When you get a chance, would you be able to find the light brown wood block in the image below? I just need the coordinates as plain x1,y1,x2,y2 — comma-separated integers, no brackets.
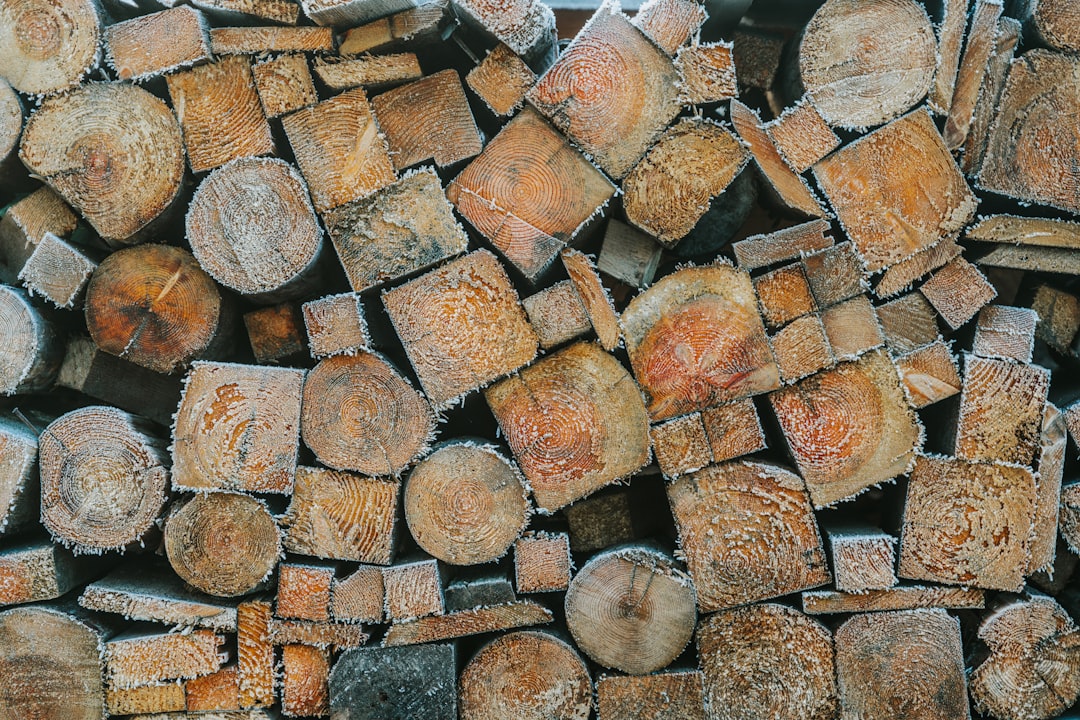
771,314,835,383
921,258,998,330
210,26,334,54
514,531,571,594
597,671,705,720
78,565,238,631
382,600,552,646
302,292,369,359
18,232,96,309
961,17,1022,175
968,214,1080,250
561,248,622,352
282,644,329,718
244,303,306,364
800,241,867,309
466,43,535,117
827,527,897,593
927,0,971,114
802,584,985,614
384,556,444,622
186,665,241,712
972,304,1038,362
876,292,940,355
767,96,840,173
192,0,300,24
453,0,555,66
1031,403,1065,575
277,563,334,622
895,340,962,408
821,295,884,361
332,564,384,623
338,0,449,54
700,398,767,462
651,412,712,478
632,0,705,55
874,236,963,299
314,53,423,92
523,280,592,350
106,683,186,715
0,186,78,283
675,42,737,105
237,598,274,708
106,627,223,690
252,54,317,119
732,218,833,271
105,6,210,81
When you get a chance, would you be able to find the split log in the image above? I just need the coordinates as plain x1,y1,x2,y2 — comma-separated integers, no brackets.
0,0,101,95
466,43,536,117
666,460,830,612
1020,0,1080,52
0,413,41,538
459,631,592,720
329,643,456,720
337,0,450,55
0,186,78,283
446,109,615,281
19,232,97,309
382,249,538,406
164,492,282,597
972,305,1038,363
252,54,318,119
564,545,695,674
514,531,571,594
698,603,837,720
19,82,185,244
0,284,62,395
826,526,897,593
452,0,555,68
313,54,424,92
382,556,444,621
874,236,963,298
700,398,767,461
650,412,713,478
834,609,969,720
84,244,230,374
876,291,940,355
919,257,997,329
277,562,335,621
299,0,413,27
302,292,370,358
967,214,1080,250
561,248,621,351
107,682,186,715
1032,284,1080,353
300,352,434,476
731,218,833,271
209,26,334,54
382,599,553,646
281,644,329,717
942,0,1003,150
820,295,884,360
186,665,241,712
1060,482,1080,563
332,565,384,623
237,598,275,708
485,341,649,513
802,584,985,614
954,354,1049,465
895,340,962,408
244,303,306,364
105,6,211,81
597,670,705,720
444,576,515,611
766,96,839,173
1031,403,1065,574
404,441,529,565
632,0,705,55
0,540,108,606
800,242,866,309
961,17,1022,175
105,626,224,689
976,244,1080,276
271,622,366,652
39,406,169,553
770,313,835,382
523,281,593,350
597,219,662,288
191,0,299,24
674,42,737,105
927,0,971,114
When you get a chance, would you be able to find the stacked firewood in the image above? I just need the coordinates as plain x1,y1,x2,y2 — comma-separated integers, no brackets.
2,0,1080,717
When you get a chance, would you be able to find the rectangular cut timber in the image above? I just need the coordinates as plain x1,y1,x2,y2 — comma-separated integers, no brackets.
269,619,369,648
299,0,414,26
874,236,964,299
447,109,615,281
330,644,456,720
876,292,940,355
675,42,737,105
977,244,1080,276
565,491,635,552
597,670,706,720
210,27,334,55
0,414,39,539
186,665,241,712
801,242,867,309
526,2,680,178
523,280,591,350
382,600,552,646
651,412,713,478
19,232,96,309
821,295,884,361
631,0,705,55
920,257,998,329
1031,403,1065,574
771,314,835,383
466,44,535,117
382,250,538,406
282,644,329,718
943,0,1004,150
338,0,450,55
754,263,816,328
1032,284,1080,353
597,218,662,288
0,186,78,283
106,683,186,715
281,87,396,213
302,292,370,358
732,218,833,270
383,556,444,621
444,577,515,612
826,527,897,593
770,349,922,508
323,168,468,293
927,0,971,113
955,354,1050,466
895,340,962,409
244,303,306,364
237,599,274,708
282,466,399,564
813,109,977,273
972,305,1037,362
967,214,1080,250
701,399,767,462
452,0,554,67
277,563,334,621
899,455,1036,592
0,541,103,606
802,584,985,615
106,627,224,689
166,55,275,174
332,564,384,622
252,54,317,119
191,0,299,24
105,6,211,81
79,564,237,631
514,531,572,593
732,28,784,90
961,17,1022,175
313,54,423,93
766,97,840,173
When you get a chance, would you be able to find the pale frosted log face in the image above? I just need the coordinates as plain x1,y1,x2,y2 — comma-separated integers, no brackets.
0,0,100,95
0,285,57,395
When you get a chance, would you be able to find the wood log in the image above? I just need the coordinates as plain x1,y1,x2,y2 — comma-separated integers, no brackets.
919,256,997,329
874,236,963,298
191,0,299,24
526,2,680,179
597,218,662,288
382,599,553,646
731,218,833,271
1034,284,1080,353
277,562,335,621
1031,402,1065,575
39,406,168,553
802,584,985,614
650,412,713,478
563,490,636,553
485,341,649,513
700,398,767,461
404,441,529,565
19,83,185,244
186,665,241,712
1019,0,1080,52
332,564,384,623
667,460,829,612
280,87,397,213
834,609,969,720
898,455,1035,592
523,280,593,350
444,576,516,612
383,249,538,406
632,0,705,55
271,622,366,652
560,248,621,351
876,291,940,355
0,186,78,283
766,96,839,173
244,303,306,364
466,43,535,117
382,556,444,621
972,304,1038,362
514,531,571,594
942,0,1003,150
820,295,885,361
698,603,836,720
446,109,615,281
452,0,555,68
299,0,413,26
302,292,371,358
107,682,186,715
799,242,867,310
0,540,108,606
895,340,962,408
281,644,329,717
313,54,424,92
674,42,737,105
927,0,971,114
0,0,101,95
252,54,318,119
967,214,1080,250
237,598,275,708
732,27,783,91
961,17,1022,175
954,354,1050,465
597,670,705,720
329,643,456,720
459,631,591,720
209,26,334,54
0,78,21,191
337,0,449,55
770,313,835,383
19,232,97,309
0,412,41,538
826,526,897,593
105,6,211,81
976,244,1080,276
105,626,224,689
300,352,434,476
0,284,62,395
84,244,230,374
164,492,282,597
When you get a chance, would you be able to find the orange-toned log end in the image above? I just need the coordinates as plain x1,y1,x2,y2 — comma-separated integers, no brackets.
621,263,780,422
561,248,621,351
252,53,318,119
85,244,225,374
0,0,100,95
835,609,969,720
282,644,330,718
38,406,168,553
277,563,334,621
405,442,529,565
382,249,538,406
514,531,571,593
237,599,274,709
631,0,705,54
164,492,282,597
899,455,1036,592
698,604,837,720
459,631,592,720
332,564,385,622
769,349,922,508
622,117,749,247
667,460,830,613
105,628,223,689
485,341,649,513
300,351,435,476
1026,0,1080,52
18,83,184,244
244,303,306,364
766,97,840,173
565,546,696,675
675,42,737,105
597,671,706,720
105,6,210,82
446,110,615,281
466,43,536,117
186,665,241,712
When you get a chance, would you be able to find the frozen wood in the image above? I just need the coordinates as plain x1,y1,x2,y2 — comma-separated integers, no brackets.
874,236,963,298
977,244,1080,276
0,77,20,189
332,565,384,622
798,0,936,129
338,0,449,55
700,398,767,462
527,2,680,178
1060,483,1080,560
210,26,334,54
835,609,969,720
967,214,1080,250
826,527,897,593
895,340,962,408
84,244,229,374
300,352,434,475
191,0,299,24
244,303,306,364
446,109,615,281
920,256,997,329
281,87,396,213
961,17,1022,175
564,491,635,552
732,28,784,90
597,671,705,720
107,683,186,715
767,97,840,173
1020,0,1080,52
561,248,621,351
927,0,971,114
383,556,444,622
485,341,650,513
954,354,1050,465
164,493,282,597
252,54,317,119
19,83,184,244
452,0,555,67
1033,284,1080,353
269,619,368,648
404,441,528,565
172,361,304,493
299,0,414,27
329,643,456,720
0,186,78,283
281,644,329,717
674,42,737,105
382,599,553,646
106,626,223,689
0,540,106,606
0,0,100,95
800,242,867,309
302,292,370,358
313,53,423,92
19,232,96,309
105,6,209,81
514,531,571,594
79,564,238,631
597,219,662,288
237,598,274,709
523,281,592,350
821,295,884,360
972,304,1038,363
277,562,334,621
699,603,836,720
459,631,591,720
186,665,241,712
943,0,1003,150
282,466,399,564
0,413,41,538
466,43,535,117
651,412,712,478
383,249,538,406
771,313,835,383
899,455,1035,592
0,285,61,395
876,292,940,355
444,576,515,612
667,460,829,612
769,349,922,507
1031,403,1065,575
731,218,833,270
632,0,704,55
802,584,985,614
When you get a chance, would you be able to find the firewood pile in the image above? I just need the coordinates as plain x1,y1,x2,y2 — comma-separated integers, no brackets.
2,0,1080,717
